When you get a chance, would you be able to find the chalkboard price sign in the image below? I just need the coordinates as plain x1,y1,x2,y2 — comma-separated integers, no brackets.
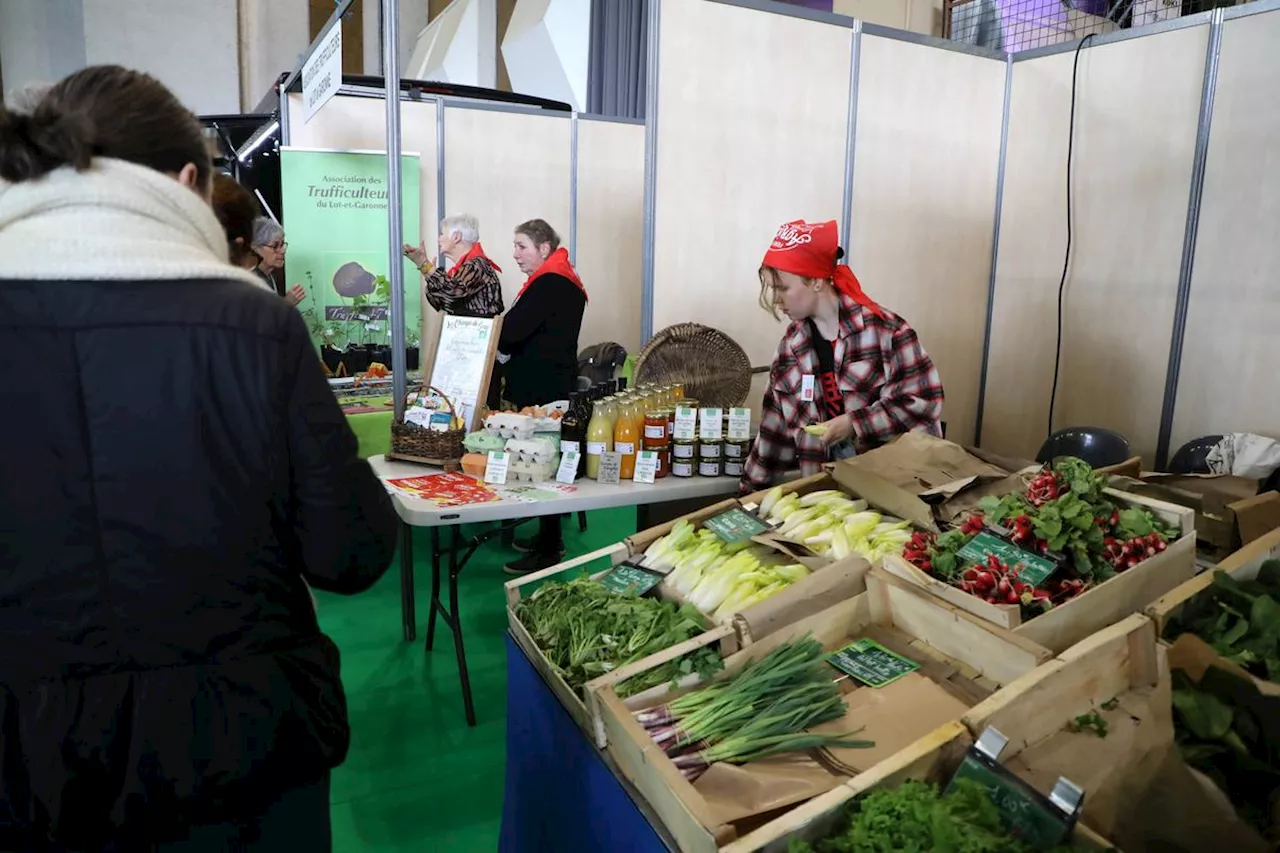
956,531,1058,587
704,507,770,544
828,638,920,688
600,563,664,598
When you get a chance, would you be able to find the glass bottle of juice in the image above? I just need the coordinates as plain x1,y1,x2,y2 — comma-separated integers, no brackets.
615,397,640,479
586,396,616,479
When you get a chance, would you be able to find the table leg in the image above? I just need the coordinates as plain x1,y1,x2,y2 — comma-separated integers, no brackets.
426,527,442,651
450,526,477,727
400,522,416,642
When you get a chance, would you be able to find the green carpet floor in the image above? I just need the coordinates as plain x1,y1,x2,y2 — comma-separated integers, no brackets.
315,508,638,852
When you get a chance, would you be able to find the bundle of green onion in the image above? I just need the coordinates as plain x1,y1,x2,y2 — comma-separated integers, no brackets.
633,636,873,780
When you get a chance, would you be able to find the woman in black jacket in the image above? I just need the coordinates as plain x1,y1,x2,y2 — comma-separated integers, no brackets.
501,219,587,573
0,66,398,851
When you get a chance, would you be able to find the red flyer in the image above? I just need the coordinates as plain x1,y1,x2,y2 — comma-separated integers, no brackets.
385,472,499,507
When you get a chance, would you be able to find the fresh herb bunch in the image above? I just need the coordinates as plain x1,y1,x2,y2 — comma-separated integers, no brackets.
787,779,1080,853
1167,560,1280,682
1171,667,1280,838
515,577,723,698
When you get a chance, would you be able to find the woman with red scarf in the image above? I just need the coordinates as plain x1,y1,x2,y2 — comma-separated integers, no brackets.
501,218,588,573
403,213,504,318
741,219,945,492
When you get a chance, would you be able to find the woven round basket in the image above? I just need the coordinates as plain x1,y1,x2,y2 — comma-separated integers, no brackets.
390,385,465,463
633,323,766,409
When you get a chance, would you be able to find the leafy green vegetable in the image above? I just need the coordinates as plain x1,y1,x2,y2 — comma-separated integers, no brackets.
1171,668,1280,836
514,577,723,698
787,779,1081,853
1166,561,1280,683
1067,710,1109,738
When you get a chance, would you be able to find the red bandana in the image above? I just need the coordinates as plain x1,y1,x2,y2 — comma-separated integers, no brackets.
516,247,588,302
761,219,885,319
449,241,502,277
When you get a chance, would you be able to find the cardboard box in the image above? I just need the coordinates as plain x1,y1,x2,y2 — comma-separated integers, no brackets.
595,570,1053,853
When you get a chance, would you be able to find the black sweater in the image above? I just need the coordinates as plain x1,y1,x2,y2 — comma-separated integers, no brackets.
499,273,586,407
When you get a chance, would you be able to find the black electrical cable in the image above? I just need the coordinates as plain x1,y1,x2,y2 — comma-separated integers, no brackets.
1047,33,1096,439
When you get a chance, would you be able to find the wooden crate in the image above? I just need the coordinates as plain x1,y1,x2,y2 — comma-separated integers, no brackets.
505,543,737,749
880,489,1196,653
1146,525,1280,636
593,569,1054,853
723,614,1160,852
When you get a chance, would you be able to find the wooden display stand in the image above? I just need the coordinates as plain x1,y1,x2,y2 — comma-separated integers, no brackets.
880,489,1196,653
718,614,1159,852
593,570,1054,853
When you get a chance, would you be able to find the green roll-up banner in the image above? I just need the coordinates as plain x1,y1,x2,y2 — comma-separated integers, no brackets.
280,147,422,354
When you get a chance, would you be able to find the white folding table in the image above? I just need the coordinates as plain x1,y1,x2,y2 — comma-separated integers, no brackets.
369,455,751,725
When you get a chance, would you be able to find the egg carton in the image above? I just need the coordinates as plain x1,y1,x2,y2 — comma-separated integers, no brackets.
484,413,537,440
504,437,560,464
508,457,559,483
464,431,506,455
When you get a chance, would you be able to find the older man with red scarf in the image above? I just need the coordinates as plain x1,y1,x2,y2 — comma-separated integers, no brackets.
741,219,944,492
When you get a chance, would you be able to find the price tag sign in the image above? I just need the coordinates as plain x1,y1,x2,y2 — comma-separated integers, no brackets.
828,638,920,688
598,451,622,485
673,407,698,441
699,407,724,441
946,754,1075,847
634,451,659,484
560,439,580,456
728,408,752,441
484,451,509,485
556,450,580,484
957,531,1058,586
600,563,664,597
704,507,770,544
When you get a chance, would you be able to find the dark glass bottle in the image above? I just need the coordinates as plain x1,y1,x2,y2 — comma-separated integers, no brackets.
559,393,586,481
574,392,594,478
617,376,628,392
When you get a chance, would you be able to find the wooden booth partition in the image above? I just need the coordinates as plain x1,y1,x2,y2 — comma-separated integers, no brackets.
848,34,1005,448
980,23,1209,464
442,104,571,311
649,0,853,415
575,117,645,356
1170,7,1280,455
284,91,441,355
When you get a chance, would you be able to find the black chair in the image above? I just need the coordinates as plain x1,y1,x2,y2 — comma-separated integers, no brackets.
1036,427,1131,469
1168,435,1223,475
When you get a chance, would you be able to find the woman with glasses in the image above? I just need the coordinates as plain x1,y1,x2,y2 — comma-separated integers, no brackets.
251,217,307,306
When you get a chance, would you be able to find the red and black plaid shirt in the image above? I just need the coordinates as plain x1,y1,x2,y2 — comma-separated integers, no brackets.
741,294,945,491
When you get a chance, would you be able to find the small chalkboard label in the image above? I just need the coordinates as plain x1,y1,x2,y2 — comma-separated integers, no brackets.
600,563,663,597
946,754,1075,847
704,507,771,544
597,452,622,485
956,531,1058,587
828,638,920,688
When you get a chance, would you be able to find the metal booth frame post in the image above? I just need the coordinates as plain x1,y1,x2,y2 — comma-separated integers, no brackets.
1154,8,1225,471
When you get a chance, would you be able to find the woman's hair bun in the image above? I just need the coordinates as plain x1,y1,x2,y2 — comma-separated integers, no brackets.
0,102,94,183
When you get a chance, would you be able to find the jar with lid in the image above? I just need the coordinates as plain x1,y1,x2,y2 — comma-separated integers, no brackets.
671,456,695,478
697,454,722,477
723,458,744,478
723,437,752,462
643,410,670,449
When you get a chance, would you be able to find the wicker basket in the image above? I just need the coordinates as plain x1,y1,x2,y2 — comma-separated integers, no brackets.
390,385,465,463
633,323,767,409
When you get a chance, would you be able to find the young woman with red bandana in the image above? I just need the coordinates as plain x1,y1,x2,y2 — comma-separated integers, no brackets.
740,219,945,491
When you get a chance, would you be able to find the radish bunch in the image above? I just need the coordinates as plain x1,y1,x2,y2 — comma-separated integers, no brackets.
1025,469,1063,507
954,555,1054,610
1104,532,1167,571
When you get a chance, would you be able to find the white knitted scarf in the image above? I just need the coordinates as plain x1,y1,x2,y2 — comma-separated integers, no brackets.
0,157,272,290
